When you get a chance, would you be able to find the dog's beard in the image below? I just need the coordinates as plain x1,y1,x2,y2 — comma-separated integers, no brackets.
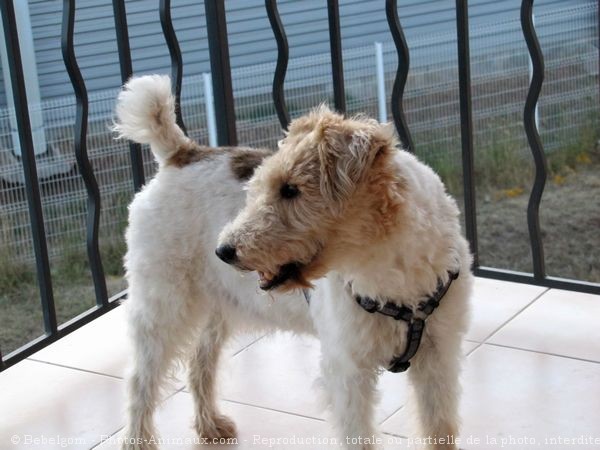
258,263,303,290
259,253,329,293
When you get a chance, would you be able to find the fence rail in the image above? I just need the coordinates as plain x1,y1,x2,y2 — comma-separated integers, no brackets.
0,0,599,371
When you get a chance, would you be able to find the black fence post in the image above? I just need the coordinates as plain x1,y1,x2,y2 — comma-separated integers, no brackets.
205,0,237,146
112,0,146,192
327,0,346,113
266,0,290,130
455,0,478,267
0,0,57,335
385,0,414,152
62,0,108,307
521,0,547,280
160,0,187,134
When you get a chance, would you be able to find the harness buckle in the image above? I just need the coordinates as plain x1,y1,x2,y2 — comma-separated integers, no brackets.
355,296,379,313
418,298,439,316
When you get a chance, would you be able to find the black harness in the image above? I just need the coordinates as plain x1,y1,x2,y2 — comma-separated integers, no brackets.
354,270,459,373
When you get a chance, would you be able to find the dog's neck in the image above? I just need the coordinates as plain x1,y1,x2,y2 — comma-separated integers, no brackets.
334,230,459,306
327,152,462,304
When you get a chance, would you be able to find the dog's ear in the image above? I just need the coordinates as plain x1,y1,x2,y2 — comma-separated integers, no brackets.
316,119,395,205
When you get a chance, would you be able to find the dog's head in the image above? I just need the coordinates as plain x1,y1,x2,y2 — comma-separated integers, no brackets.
217,105,406,291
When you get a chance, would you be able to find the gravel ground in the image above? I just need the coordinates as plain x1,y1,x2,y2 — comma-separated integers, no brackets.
476,167,600,282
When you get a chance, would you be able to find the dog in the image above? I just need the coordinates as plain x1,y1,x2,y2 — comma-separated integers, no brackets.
113,74,472,450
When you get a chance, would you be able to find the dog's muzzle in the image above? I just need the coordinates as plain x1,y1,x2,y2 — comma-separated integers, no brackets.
215,243,307,291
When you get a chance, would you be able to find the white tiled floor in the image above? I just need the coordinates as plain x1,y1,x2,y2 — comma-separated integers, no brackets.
1,278,599,450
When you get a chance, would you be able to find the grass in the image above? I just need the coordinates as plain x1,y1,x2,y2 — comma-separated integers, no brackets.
0,218,128,354
414,110,599,198
0,173,132,353
0,250,36,295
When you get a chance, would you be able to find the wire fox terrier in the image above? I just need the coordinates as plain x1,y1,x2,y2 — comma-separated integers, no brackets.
113,75,472,450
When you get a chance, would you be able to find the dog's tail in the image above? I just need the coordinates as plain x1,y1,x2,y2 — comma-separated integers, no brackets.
113,75,188,163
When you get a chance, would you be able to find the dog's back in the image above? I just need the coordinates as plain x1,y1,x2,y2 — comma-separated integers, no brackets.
114,76,315,335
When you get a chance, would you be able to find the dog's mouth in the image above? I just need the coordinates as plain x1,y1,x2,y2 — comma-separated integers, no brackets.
257,263,302,291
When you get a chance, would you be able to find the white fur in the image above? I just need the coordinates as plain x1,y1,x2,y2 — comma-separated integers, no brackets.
115,75,472,450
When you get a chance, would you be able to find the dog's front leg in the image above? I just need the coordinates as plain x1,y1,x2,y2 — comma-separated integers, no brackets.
407,325,463,450
320,351,380,450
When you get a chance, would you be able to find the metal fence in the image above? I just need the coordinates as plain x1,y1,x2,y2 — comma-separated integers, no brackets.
0,0,598,370
1,1,596,264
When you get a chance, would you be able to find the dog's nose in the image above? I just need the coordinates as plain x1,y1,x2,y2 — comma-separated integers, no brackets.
215,244,237,264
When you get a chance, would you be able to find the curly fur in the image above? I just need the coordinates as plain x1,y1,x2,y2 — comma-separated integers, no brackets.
114,75,472,450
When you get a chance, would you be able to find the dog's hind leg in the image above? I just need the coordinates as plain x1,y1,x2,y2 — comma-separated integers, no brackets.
407,325,463,450
121,283,200,450
187,306,237,441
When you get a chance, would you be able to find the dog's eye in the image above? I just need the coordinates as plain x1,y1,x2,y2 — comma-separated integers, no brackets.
280,183,299,199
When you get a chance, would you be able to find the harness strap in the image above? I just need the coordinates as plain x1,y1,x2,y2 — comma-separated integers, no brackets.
354,270,459,373
388,319,424,373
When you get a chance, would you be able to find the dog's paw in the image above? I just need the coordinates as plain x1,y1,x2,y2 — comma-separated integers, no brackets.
196,414,238,441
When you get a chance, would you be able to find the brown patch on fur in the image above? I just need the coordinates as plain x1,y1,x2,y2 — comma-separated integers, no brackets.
229,147,273,181
319,145,406,258
167,141,215,168
309,110,406,238
362,147,406,236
